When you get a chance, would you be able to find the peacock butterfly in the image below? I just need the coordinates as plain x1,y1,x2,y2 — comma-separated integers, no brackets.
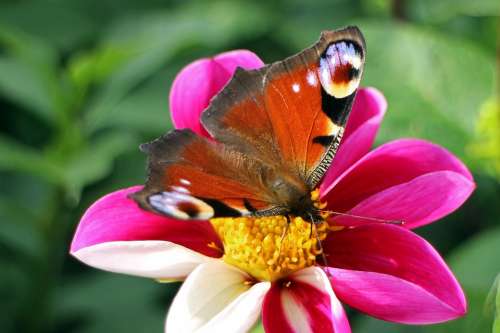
132,26,366,224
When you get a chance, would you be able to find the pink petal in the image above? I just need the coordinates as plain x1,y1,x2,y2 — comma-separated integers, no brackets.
262,267,350,333
70,186,222,258
166,261,270,333
321,139,474,215
169,50,264,137
324,224,466,324
343,87,387,142
213,50,265,74
72,240,217,280
332,170,475,229
321,87,387,188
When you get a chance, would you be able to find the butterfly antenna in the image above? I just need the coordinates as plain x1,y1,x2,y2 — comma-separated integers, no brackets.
318,209,405,225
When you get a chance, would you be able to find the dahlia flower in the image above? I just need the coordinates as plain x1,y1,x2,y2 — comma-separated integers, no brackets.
71,50,474,332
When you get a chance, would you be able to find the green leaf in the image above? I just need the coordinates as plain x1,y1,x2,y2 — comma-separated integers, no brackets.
0,130,137,203
81,0,271,134
360,22,495,157
0,57,56,122
448,227,500,292
68,45,138,94
407,0,500,23
0,25,65,124
80,28,182,134
101,0,270,47
0,24,57,67
0,1,95,51
0,134,63,185
466,98,500,180
62,131,138,202
488,274,500,333
495,278,500,333
85,68,174,135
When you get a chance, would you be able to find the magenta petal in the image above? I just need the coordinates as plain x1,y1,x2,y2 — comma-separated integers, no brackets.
169,50,264,137
321,88,387,189
213,50,264,74
332,170,475,228
169,58,223,137
262,284,294,332
328,268,465,324
70,186,222,258
321,139,474,214
324,224,466,324
343,87,387,142
262,267,350,333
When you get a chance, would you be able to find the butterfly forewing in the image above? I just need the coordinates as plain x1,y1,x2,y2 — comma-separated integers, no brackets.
203,26,365,187
134,26,366,220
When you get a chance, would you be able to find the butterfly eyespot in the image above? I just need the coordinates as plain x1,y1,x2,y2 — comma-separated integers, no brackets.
318,40,364,98
148,191,214,220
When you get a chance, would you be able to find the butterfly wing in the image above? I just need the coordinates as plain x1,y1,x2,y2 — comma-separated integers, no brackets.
202,26,366,187
132,129,286,219
134,26,366,220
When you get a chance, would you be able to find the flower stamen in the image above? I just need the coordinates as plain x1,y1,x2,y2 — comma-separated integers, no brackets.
210,215,329,282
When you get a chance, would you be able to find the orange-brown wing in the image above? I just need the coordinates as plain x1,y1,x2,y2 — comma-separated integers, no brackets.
132,130,286,220
202,26,366,188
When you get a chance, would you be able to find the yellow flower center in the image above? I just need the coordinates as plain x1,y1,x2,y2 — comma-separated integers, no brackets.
210,214,329,282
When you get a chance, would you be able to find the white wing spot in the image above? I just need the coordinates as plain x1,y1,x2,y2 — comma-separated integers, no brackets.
171,186,190,193
292,83,300,93
306,71,318,87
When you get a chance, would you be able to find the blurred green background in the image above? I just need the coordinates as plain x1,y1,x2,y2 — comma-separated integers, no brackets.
0,0,499,332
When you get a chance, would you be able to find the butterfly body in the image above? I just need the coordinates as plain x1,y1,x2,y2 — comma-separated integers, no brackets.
249,168,315,220
133,26,366,224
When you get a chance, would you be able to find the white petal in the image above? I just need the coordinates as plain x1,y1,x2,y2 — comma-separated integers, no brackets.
72,240,216,279
166,261,270,333
291,266,334,290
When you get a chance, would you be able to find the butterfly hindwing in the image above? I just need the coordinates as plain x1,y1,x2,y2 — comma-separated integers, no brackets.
132,129,285,219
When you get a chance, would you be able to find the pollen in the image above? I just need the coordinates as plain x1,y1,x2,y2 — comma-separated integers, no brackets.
210,215,329,282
